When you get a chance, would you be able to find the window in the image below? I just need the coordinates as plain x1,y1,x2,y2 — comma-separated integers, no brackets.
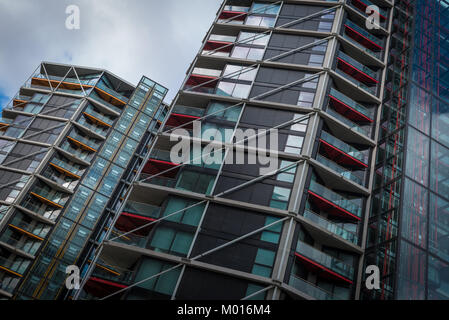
277,160,297,183
223,65,257,81
309,54,324,66
237,32,270,46
261,216,283,244
134,258,181,296
284,135,304,154
232,46,265,60
246,15,276,28
150,227,193,256
206,101,242,122
291,114,309,132
297,91,315,108
252,249,276,277
250,2,281,15
176,171,216,195
163,197,205,227
270,186,291,210
217,82,252,99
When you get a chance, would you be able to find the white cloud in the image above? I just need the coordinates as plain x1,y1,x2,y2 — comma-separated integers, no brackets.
0,0,221,103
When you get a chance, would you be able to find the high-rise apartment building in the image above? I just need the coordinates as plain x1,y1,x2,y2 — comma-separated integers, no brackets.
75,0,449,301
0,62,168,300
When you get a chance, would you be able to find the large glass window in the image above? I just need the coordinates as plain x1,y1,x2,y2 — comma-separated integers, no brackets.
162,197,205,227
429,193,449,262
406,127,429,186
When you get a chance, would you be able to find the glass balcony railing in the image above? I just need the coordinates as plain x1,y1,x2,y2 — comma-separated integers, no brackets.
337,51,378,80
60,142,95,163
316,155,364,185
84,106,115,127
32,74,98,87
49,158,85,178
110,228,148,248
30,186,68,207
172,105,205,118
329,88,373,119
309,180,363,218
296,240,355,280
0,236,39,256
344,20,384,48
0,277,19,294
92,266,134,285
9,217,48,240
347,0,388,19
20,199,60,222
89,91,123,114
342,33,382,59
0,118,12,126
0,257,26,275
149,149,174,163
139,174,177,188
96,82,129,104
326,108,371,136
303,209,358,244
42,169,78,191
289,275,339,300
122,201,162,220
183,85,216,95
335,69,377,95
320,131,368,164
77,117,108,137
67,132,101,151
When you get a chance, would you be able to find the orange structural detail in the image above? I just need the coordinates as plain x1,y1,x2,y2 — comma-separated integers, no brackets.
30,192,63,209
8,224,44,241
0,265,22,278
67,136,97,153
49,163,81,179
31,77,93,91
94,87,126,106
83,112,112,128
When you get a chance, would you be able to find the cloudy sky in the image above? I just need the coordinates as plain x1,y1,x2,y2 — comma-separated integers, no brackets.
0,0,222,107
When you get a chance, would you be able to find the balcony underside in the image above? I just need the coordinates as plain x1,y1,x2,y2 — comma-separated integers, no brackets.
84,277,127,298
319,140,368,168
328,95,373,123
116,212,156,236
204,40,233,52
142,159,180,179
337,58,378,85
344,25,383,51
165,113,200,129
308,191,361,221
294,253,353,285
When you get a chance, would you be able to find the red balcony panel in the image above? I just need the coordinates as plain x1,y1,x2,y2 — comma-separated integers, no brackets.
186,74,218,88
328,95,373,123
116,212,156,236
294,253,353,284
204,40,234,52
319,140,368,169
337,58,378,85
344,25,383,51
307,191,361,221
84,277,127,298
142,159,180,179
350,0,387,20
219,10,247,21
165,113,200,130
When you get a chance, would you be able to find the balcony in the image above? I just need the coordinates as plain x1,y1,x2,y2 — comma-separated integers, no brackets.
308,179,363,220
84,265,132,298
77,117,108,137
29,186,68,209
67,132,100,153
95,82,129,105
0,257,24,278
49,158,84,179
0,235,39,257
295,241,354,283
328,88,374,122
20,199,60,222
303,209,359,244
347,0,388,21
203,35,235,56
142,150,181,179
316,154,364,186
8,217,46,241
116,202,161,236
337,51,379,85
218,6,249,23
140,174,177,188
343,20,384,52
83,106,115,127
30,74,94,92
289,274,341,300
89,91,123,114
12,95,31,108
60,142,95,163
165,105,203,129
320,131,368,168
184,68,221,96
0,118,12,129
